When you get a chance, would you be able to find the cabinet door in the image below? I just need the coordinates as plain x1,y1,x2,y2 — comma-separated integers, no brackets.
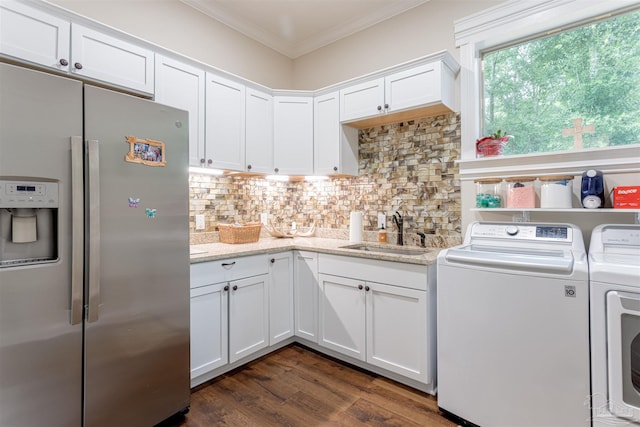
190,282,228,379
0,1,70,72
294,251,319,342
339,77,384,122
268,252,294,345
155,55,205,167
384,63,440,113
70,23,154,94
205,73,246,171
366,282,429,383
245,87,274,174
228,274,269,363
318,273,366,361
273,96,313,175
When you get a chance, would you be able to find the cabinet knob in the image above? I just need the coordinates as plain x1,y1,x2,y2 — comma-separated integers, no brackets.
223,285,229,291
59,58,69,66
200,158,205,164
270,258,275,264
274,168,279,173
377,105,382,111
74,62,83,70
384,103,389,109
333,166,338,172
232,285,238,291
207,159,213,165
358,284,364,290
247,164,252,170
365,286,370,292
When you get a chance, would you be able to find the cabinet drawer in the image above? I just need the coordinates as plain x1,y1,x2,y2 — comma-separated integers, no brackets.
318,254,428,291
191,254,269,288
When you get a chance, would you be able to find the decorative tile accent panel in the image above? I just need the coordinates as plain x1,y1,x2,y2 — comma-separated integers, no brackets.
189,113,461,246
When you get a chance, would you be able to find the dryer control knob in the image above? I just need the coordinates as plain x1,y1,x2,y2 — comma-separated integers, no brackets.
505,226,519,236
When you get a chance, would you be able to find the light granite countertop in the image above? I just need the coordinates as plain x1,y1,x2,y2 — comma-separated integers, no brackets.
190,237,442,266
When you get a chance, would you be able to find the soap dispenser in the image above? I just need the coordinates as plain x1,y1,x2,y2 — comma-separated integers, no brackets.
378,225,387,243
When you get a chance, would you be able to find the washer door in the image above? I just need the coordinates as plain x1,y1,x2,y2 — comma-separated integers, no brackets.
607,291,640,420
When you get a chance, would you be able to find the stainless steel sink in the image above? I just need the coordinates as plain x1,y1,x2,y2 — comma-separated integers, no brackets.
340,244,431,256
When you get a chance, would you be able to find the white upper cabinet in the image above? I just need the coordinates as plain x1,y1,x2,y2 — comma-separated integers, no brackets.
205,72,246,171
339,78,385,123
339,53,459,128
0,0,70,72
70,24,154,94
155,55,205,168
314,91,358,176
245,87,274,174
273,95,314,176
0,2,154,94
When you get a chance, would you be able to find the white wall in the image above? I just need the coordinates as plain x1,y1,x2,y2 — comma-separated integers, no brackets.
48,0,294,88
291,0,501,90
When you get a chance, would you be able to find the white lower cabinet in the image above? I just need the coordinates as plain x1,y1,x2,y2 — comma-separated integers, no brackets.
228,274,269,363
318,254,433,386
190,282,228,378
294,251,319,342
268,252,294,345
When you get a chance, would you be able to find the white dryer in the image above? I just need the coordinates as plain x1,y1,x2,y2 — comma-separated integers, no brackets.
590,224,640,427
437,222,590,426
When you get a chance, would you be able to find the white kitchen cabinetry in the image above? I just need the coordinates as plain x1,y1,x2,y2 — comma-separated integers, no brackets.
155,55,205,167
205,73,246,171
294,251,319,342
245,87,274,174
318,254,434,386
339,53,458,128
189,254,269,386
0,2,154,94
268,252,294,346
273,95,314,175
314,91,358,176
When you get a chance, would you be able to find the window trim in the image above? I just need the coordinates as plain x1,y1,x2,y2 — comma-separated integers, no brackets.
454,0,640,178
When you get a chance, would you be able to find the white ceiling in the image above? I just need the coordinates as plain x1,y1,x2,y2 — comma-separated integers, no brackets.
180,0,430,59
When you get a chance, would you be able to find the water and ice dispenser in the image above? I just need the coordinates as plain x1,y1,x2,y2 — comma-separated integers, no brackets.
0,179,59,267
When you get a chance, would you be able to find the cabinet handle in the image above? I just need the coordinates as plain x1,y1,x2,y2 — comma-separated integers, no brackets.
377,105,382,111
74,62,83,70
274,168,279,173
384,103,389,109
232,285,238,291
333,166,338,172
358,284,363,290
207,159,213,165
247,164,252,170
270,258,275,264
365,286,370,292
200,158,205,164
224,285,229,291
221,261,236,267
59,58,69,66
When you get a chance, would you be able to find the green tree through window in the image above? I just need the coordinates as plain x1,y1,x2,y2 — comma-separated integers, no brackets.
483,9,640,155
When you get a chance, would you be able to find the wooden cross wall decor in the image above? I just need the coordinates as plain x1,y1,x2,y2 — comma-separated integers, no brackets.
562,118,595,150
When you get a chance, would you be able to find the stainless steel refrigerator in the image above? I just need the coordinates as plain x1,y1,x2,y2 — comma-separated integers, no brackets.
0,62,190,426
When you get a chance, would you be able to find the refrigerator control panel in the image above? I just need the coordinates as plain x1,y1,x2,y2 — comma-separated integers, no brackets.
0,180,59,208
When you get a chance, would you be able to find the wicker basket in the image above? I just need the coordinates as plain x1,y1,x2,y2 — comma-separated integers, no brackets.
218,222,262,244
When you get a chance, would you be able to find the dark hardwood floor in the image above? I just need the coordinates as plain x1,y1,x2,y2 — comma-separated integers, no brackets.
159,344,455,427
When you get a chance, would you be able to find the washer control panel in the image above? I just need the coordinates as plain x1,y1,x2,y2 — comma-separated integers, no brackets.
470,222,573,242
0,180,59,208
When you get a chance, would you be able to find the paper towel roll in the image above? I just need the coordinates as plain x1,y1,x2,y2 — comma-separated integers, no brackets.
349,211,362,243
12,215,37,243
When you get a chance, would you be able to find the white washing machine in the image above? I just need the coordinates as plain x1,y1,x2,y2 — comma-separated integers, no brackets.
437,222,590,426
590,224,640,427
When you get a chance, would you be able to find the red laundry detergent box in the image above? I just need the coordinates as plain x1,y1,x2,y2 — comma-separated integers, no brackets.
613,186,640,208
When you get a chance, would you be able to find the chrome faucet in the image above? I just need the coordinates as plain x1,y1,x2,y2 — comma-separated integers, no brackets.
417,232,426,248
392,211,403,246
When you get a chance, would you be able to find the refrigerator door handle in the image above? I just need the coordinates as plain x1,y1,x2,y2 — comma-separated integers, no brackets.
87,139,101,323
70,137,84,325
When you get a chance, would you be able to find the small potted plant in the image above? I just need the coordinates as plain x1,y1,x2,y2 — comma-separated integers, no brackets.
476,130,512,157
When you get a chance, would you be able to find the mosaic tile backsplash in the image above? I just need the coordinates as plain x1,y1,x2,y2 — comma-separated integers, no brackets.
190,113,461,247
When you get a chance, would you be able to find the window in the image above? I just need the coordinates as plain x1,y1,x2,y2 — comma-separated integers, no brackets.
482,9,640,156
